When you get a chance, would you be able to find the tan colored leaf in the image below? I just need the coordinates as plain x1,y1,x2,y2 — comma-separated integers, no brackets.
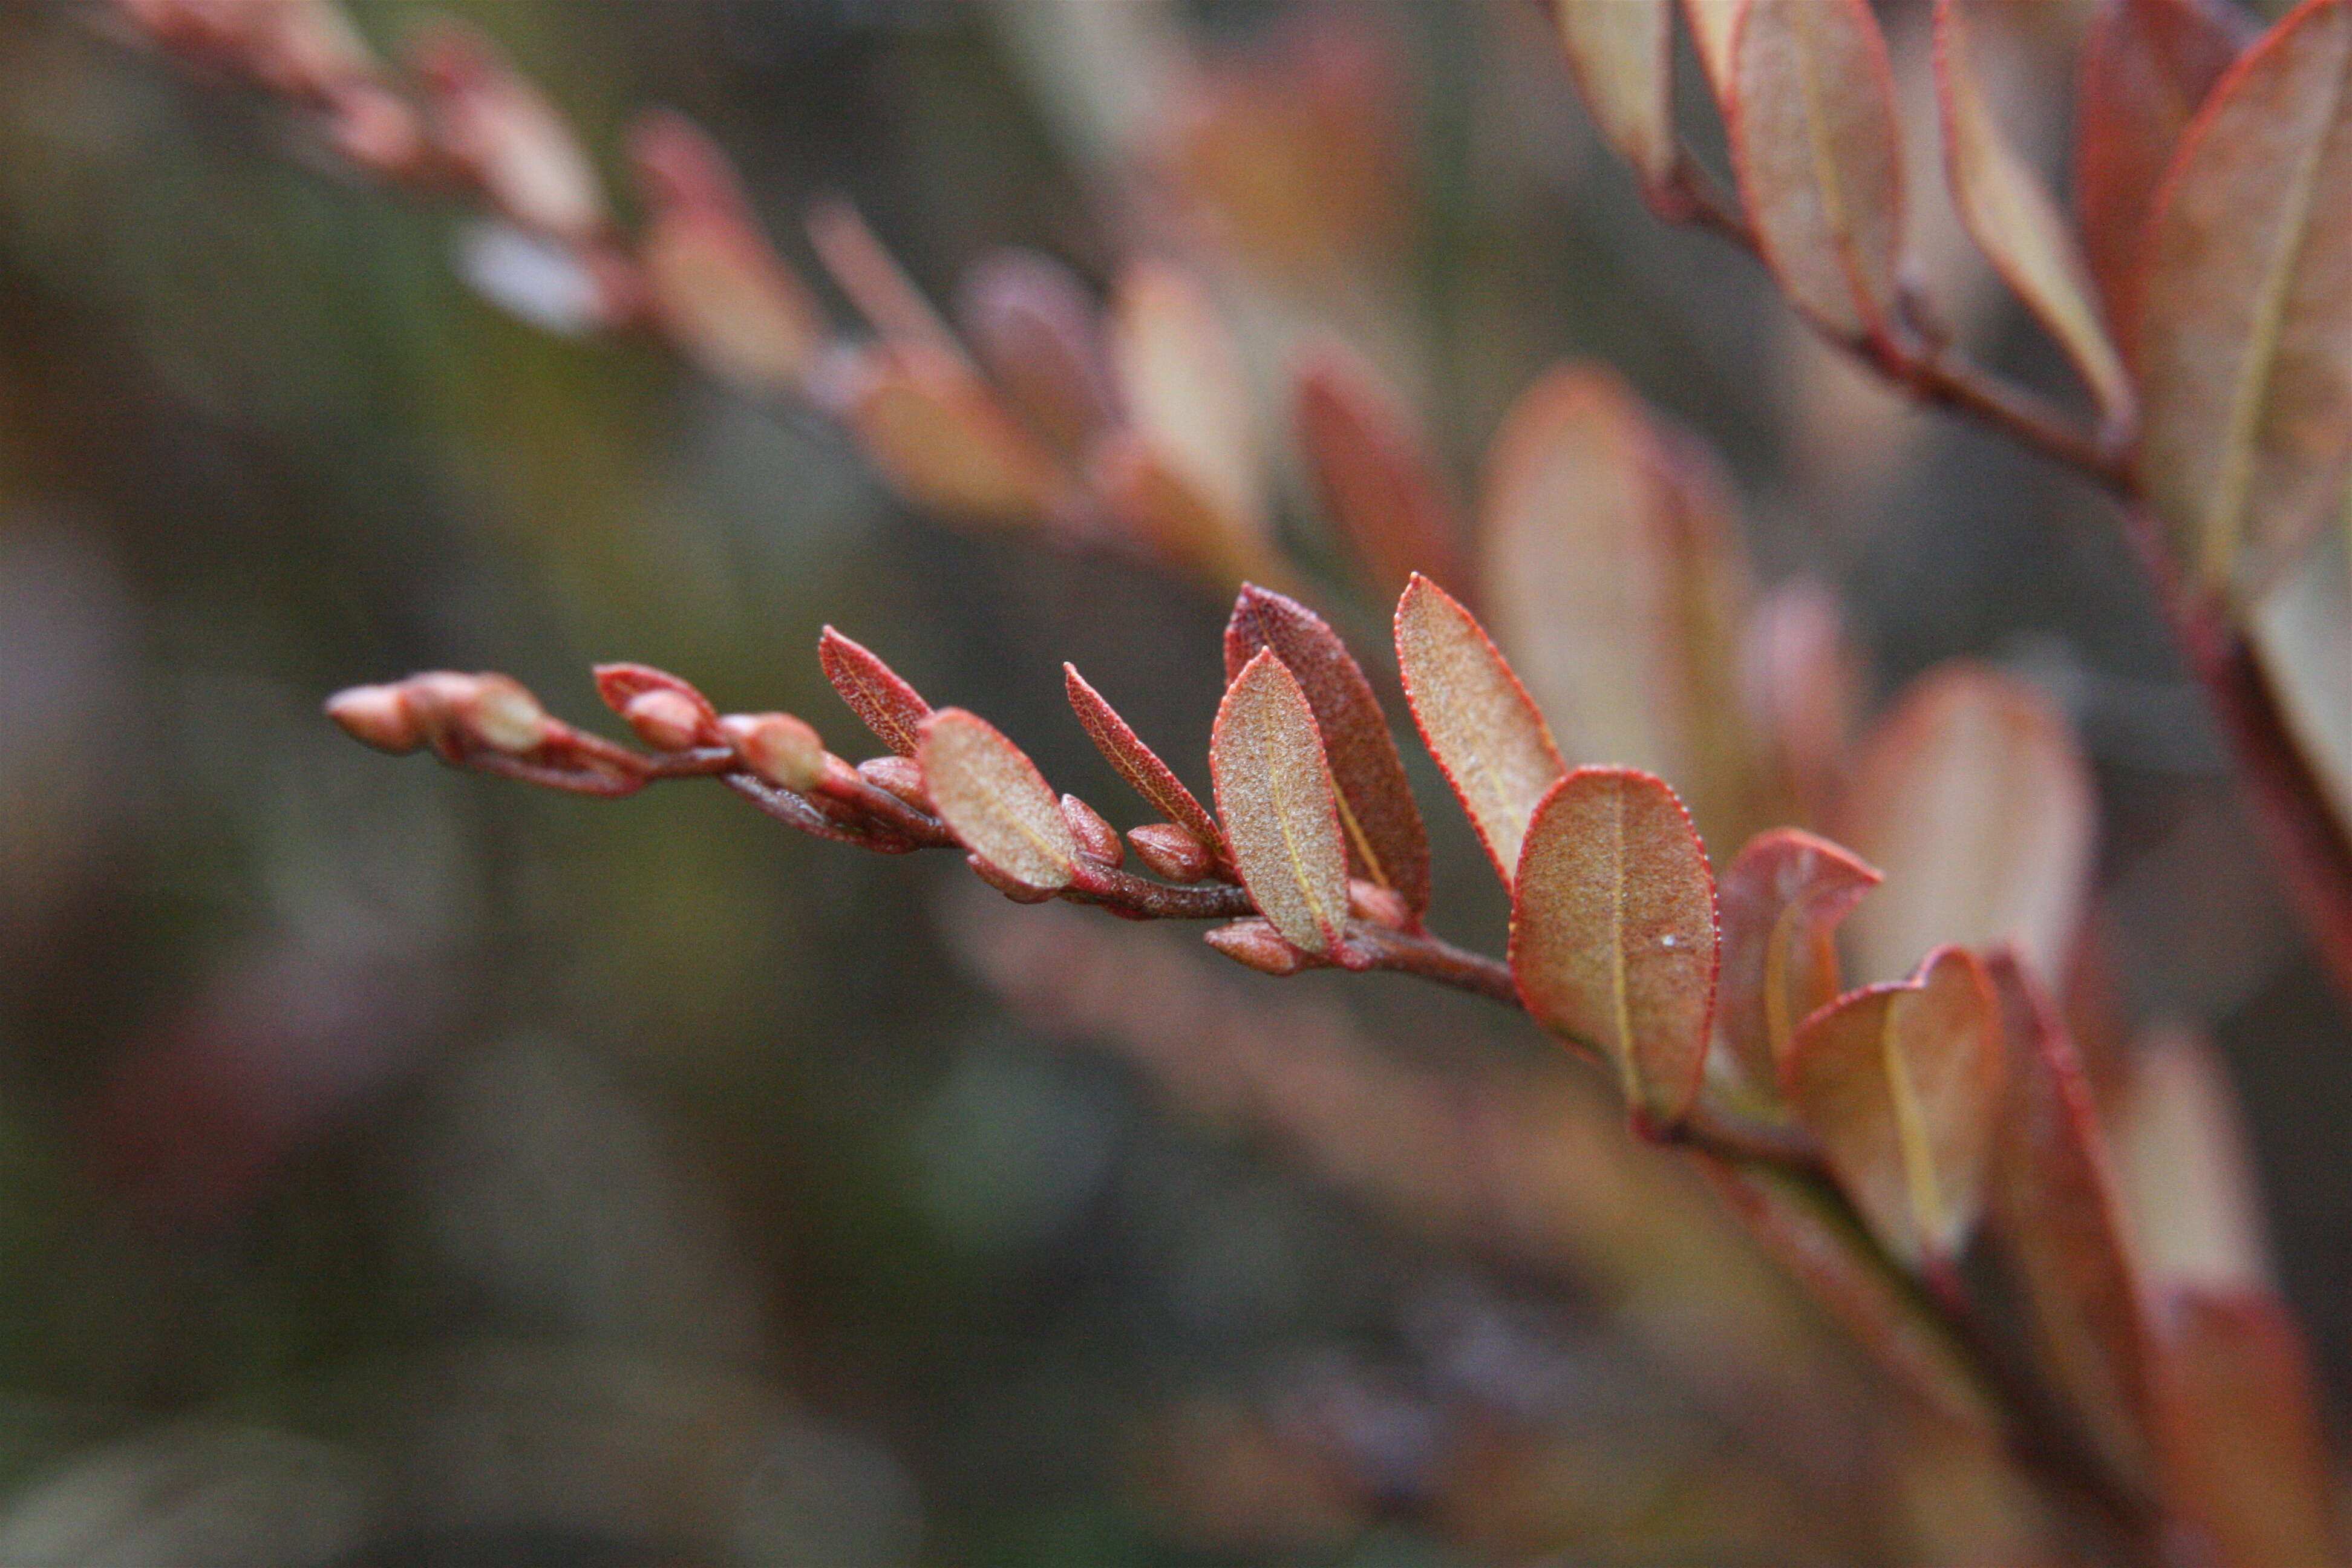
919,710,1079,891
1394,573,1566,889
832,343,1065,526
1295,346,1465,601
2113,1024,2273,1291
1727,0,1910,341
631,112,828,396
1685,0,1740,103
1108,261,1266,552
1511,767,1719,1131
2134,0,2352,599
1087,430,1275,586
1788,947,2005,1273
1475,365,1752,843
804,195,967,362
2249,510,2352,833
1714,828,1881,1104
1934,0,2134,424
1225,585,1430,914
2152,1287,2347,1568
1836,661,2094,987
411,22,606,244
1550,0,1675,185
818,626,932,758
1063,663,1226,858
1702,1156,1998,1430
1985,950,2158,1494
1209,650,1350,956
2076,0,2250,327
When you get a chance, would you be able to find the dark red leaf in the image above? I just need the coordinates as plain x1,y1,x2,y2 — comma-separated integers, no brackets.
819,626,933,758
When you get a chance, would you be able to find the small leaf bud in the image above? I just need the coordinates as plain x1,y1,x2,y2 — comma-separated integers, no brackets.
456,673,549,754
1204,919,1307,976
858,755,932,811
720,711,825,792
967,851,1056,903
1347,879,1412,931
1128,822,1214,883
624,687,711,751
1060,794,1123,865
324,683,423,753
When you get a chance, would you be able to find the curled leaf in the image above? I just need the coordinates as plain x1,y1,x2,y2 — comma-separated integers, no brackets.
1295,346,1465,600
1226,584,1430,914
2151,1287,2347,1568
1209,650,1351,956
1933,0,2134,426
2076,0,2250,326
1511,767,1719,1131
2134,0,2352,599
1064,664,1225,858
1394,573,1564,888
1714,828,1881,1104
1836,661,2094,988
1550,0,1674,186
919,710,1079,892
1985,951,2158,1494
1726,0,1910,342
819,627,932,758
1787,946,2005,1273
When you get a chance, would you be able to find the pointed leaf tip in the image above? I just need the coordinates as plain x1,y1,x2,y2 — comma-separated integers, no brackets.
1225,584,1430,914
1511,766,1719,1129
919,709,1078,891
1063,664,1224,857
1394,573,1564,887
819,626,933,758
1210,650,1350,956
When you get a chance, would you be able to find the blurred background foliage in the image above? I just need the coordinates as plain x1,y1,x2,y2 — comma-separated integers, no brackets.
0,0,2341,1563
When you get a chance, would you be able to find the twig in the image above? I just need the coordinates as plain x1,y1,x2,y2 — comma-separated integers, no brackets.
1339,920,1520,1005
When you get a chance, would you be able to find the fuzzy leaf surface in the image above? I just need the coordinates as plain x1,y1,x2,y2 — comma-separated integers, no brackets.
1225,584,1429,913
2076,0,2249,325
1295,348,1464,599
1837,661,2092,987
1935,0,2134,423
1511,767,1718,1129
1210,650,1350,956
1714,828,1881,1104
1551,0,1674,183
919,710,1079,891
1985,952,2157,1494
1063,664,1225,857
1394,573,1565,889
1728,0,1910,341
819,627,933,758
1787,947,2004,1272
2134,0,2352,599
2152,1287,2347,1568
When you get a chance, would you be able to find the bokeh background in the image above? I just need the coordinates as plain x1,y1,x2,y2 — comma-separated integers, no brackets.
0,0,2341,1563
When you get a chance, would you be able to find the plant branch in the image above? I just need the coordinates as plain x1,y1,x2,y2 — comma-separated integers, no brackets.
1338,920,1520,1005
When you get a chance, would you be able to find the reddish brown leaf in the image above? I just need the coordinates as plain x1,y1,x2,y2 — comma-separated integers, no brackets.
1835,661,2094,987
1550,0,1674,186
1209,650,1351,956
919,710,1079,892
1393,573,1564,889
1714,828,1881,1105
818,627,933,758
1063,663,1226,858
1726,0,1910,342
1511,767,1719,1131
1294,347,1465,601
1109,262,1266,555
1934,0,2134,425
958,249,1119,457
830,342,1065,526
1226,584,1430,914
1703,1157,1998,1429
2076,0,2250,328
1985,950,2158,1494
1787,947,2005,1273
1475,365,1752,841
1086,430,1277,587
630,112,828,395
2134,0,2352,599
2152,1287,2347,1568
410,22,606,244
